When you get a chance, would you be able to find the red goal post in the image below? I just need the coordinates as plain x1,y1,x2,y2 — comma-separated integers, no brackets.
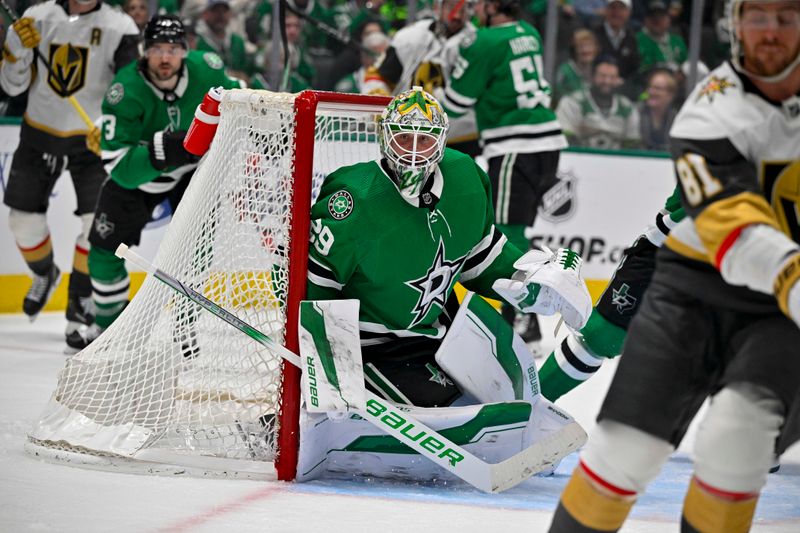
27,89,391,482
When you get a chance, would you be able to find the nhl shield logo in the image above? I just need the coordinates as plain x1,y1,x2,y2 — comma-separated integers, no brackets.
538,169,576,223
48,43,89,97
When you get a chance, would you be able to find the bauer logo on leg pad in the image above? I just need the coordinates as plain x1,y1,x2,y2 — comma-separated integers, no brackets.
299,299,365,413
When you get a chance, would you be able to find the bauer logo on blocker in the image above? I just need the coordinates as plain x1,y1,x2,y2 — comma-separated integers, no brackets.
328,190,354,220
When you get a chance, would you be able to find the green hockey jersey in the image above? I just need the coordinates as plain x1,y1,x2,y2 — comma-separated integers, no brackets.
555,88,640,150
306,148,524,345
100,50,241,193
440,21,567,158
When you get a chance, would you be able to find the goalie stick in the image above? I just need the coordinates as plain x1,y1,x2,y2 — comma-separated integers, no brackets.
115,243,586,493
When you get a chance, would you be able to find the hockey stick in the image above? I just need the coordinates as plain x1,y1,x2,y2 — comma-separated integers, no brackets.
116,243,586,493
0,0,96,131
283,1,376,57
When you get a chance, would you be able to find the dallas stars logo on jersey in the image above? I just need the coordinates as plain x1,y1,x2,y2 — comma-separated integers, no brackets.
405,238,466,328
611,283,637,314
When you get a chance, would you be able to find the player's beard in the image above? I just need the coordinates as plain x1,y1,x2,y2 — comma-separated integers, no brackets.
744,38,800,77
148,61,180,84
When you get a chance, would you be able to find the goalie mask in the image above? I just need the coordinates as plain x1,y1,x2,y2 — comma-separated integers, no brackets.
379,87,449,200
729,0,800,82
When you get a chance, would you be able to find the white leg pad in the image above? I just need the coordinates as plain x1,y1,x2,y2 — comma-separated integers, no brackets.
8,209,48,248
298,299,365,415
77,213,93,250
435,292,540,404
693,383,783,493
296,396,583,482
581,419,674,493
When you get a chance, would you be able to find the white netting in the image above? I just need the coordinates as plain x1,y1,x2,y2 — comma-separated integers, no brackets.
27,90,384,479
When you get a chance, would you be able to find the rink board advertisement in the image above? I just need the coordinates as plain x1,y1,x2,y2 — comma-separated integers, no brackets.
0,123,676,312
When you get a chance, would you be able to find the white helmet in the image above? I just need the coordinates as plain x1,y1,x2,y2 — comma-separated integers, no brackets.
379,86,449,200
729,0,800,82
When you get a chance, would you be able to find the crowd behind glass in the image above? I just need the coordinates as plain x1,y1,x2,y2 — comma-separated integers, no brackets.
0,0,732,153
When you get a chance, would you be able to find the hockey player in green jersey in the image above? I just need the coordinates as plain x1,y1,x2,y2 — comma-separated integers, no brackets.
439,0,568,355
296,86,592,483
66,15,241,352
538,188,685,401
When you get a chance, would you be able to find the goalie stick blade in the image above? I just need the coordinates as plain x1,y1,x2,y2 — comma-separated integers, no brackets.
489,421,587,493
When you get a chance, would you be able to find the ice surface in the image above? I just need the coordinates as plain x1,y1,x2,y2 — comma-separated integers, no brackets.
1,313,798,532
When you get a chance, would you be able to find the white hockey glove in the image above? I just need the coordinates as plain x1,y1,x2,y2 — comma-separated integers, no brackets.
492,247,592,330
774,253,800,330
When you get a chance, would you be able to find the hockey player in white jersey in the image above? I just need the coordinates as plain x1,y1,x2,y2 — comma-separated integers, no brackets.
550,2,800,532
364,0,481,157
1,0,139,345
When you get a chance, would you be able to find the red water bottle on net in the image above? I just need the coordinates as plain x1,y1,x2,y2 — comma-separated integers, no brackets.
184,86,224,156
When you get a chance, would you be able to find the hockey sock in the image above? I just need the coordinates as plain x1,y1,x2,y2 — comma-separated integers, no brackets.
18,235,54,275
539,311,625,401
539,335,601,401
549,460,636,533
681,476,758,533
9,210,53,275
89,246,130,329
68,244,91,298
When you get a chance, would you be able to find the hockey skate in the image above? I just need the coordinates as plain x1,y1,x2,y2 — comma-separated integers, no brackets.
65,295,94,337
64,323,104,354
23,265,61,321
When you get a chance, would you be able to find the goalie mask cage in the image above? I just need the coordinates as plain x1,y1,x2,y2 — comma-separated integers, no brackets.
26,89,391,481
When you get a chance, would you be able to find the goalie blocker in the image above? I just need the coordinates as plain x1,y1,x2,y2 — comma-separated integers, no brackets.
296,293,586,483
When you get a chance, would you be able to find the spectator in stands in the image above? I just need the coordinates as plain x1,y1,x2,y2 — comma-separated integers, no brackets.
124,0,150,33
573,0,608,27
251,11,314,91
334,31,390,94
554,28,600,105
636,0,687,74
556,56,640,150
592,0,640,93
194,0,253,81
637,67,677,151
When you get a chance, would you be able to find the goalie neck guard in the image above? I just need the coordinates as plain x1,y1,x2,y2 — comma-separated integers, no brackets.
729,0,800,82
379,86,449,201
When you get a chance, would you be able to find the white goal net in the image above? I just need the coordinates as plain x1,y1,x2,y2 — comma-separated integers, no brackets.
27,89,390,480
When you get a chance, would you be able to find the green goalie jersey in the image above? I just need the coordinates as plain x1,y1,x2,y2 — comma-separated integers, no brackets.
441,21,567,158
307,148,524,345
100,50,241,193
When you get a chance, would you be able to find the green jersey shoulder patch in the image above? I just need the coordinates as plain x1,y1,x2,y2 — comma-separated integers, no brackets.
203,52,225,70
328,190,354,220
105,82,125,106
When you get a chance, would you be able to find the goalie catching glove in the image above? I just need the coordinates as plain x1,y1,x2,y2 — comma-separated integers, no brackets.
148,130,199,170
492,247,592,330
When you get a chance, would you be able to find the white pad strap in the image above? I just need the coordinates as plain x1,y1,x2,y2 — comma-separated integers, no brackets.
8,209,48,248
435,292,540,404
693,383,783,493
298,299,365,414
